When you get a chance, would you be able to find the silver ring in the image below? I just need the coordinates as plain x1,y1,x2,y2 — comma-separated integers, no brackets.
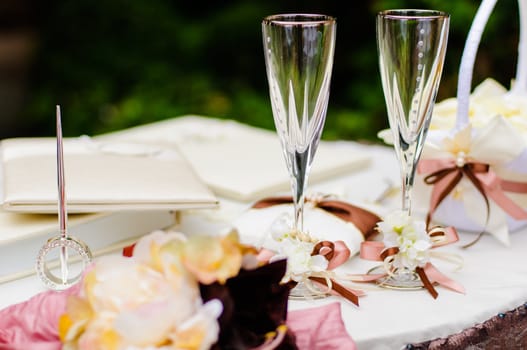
35,236,92,290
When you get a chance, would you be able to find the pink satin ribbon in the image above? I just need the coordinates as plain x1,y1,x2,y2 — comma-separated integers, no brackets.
313,240,351,270
418,158,527,225
360,226,465,298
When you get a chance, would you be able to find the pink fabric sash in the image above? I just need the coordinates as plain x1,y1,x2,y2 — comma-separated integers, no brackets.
0,285,80,350
287,303,357,350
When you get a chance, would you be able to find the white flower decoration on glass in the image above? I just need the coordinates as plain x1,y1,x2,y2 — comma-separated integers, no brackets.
377,210,433,270
268,213,328,283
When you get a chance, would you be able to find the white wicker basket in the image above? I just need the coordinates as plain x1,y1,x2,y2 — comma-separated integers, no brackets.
414,0,527,246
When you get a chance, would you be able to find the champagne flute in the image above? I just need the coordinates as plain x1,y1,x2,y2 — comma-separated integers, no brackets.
262,14,336,233
376,10,449,287
262,14,336,297
377,10,449,216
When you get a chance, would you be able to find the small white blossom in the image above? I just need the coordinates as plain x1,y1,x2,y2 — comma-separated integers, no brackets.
268,213,294,242
377,210,432,270
268,214,328,282
270,237,328,282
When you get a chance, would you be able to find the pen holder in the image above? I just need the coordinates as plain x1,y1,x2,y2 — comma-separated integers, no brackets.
414,0,527,246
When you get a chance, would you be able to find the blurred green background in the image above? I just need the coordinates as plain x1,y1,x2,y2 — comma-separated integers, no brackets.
0,0,521,141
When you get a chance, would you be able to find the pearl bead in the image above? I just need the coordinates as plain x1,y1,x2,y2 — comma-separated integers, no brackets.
456,151,466,167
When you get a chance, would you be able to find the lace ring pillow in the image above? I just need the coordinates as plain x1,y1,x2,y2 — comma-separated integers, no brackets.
414,0,527,245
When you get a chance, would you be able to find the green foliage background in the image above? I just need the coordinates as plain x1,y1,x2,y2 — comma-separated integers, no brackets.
14,0,521,142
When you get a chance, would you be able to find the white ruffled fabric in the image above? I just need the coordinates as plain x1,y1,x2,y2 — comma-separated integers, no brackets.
413,82,527,245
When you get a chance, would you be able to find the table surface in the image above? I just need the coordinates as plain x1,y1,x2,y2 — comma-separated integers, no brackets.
1,142,526,350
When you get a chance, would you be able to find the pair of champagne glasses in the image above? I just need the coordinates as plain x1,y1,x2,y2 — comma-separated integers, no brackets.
262,10,449,294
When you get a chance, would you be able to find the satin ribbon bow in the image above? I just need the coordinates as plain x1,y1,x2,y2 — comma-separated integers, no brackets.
253,195,381,305
308,240,364,306
418,158,527,230
360,226,465,298
256,238,364,305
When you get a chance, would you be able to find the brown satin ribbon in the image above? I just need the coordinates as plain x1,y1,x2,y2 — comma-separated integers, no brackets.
309,276,359,306
309,239,360,305
312,241,335,261
380,248,440,298
416,266,438,299
375,245,440,298
423,162,490,230
252,196,381,240
379,247,399,261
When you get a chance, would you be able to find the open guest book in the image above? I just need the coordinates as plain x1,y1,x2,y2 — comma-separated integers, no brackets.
96,115,371,201
0,123,218,282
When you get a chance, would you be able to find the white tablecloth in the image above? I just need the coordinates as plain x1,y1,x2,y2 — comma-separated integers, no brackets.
1,142,526,350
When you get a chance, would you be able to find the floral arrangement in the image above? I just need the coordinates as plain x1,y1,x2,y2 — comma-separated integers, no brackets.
376,211,432,271
267,213,340,284
247,195,382,305
360,210,465,299
58,230,295,350
0,226,361,349
266,214,364,304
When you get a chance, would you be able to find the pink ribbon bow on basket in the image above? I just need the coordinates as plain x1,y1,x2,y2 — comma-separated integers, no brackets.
418,158,527,238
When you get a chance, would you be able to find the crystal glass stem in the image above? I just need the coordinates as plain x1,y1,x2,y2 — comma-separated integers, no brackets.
399,130,426,216
291,150,307,233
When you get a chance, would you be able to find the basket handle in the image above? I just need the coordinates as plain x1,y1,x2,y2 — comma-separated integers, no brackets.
512,0,527,94
455,0,499,129
455,0,527,129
